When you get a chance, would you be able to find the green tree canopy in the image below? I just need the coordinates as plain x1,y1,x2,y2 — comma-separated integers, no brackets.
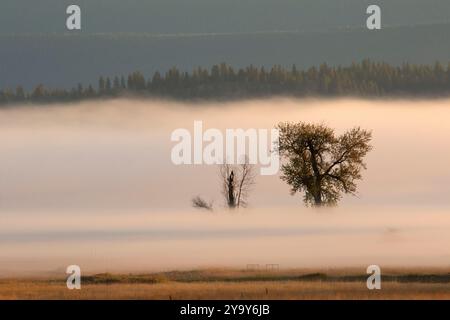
277,122,372,207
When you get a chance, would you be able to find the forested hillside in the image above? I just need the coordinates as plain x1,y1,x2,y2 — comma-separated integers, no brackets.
2,60,450,105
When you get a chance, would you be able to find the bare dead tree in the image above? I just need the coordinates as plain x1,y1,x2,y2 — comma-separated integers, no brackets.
236,161,257,208
221,164,236,208
220,159,256,209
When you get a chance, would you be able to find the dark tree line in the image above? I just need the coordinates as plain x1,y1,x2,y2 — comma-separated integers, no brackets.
2,60,450,105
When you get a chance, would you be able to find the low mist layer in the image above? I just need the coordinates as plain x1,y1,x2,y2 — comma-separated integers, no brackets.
0,98,449,275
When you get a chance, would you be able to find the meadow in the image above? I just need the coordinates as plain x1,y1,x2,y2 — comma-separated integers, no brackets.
1,268,449,300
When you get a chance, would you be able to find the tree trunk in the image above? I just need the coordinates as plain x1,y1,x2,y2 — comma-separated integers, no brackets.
227,171,236,208
313,177,323,206
308,142,323,206
313,192,323,206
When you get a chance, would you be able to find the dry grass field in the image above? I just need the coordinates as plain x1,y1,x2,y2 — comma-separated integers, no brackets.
1,268,449,300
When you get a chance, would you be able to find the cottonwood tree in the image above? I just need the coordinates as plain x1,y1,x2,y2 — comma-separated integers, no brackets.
277,122,372,207
220,160,256,209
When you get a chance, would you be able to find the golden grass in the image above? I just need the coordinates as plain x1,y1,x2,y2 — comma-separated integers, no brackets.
1,281,450,300
1,268,449,300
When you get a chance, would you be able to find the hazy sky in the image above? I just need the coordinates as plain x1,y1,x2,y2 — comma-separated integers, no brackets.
1,1,450,90
1,0,449,34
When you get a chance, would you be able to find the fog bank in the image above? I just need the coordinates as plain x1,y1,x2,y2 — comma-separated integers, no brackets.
0,98,449,275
